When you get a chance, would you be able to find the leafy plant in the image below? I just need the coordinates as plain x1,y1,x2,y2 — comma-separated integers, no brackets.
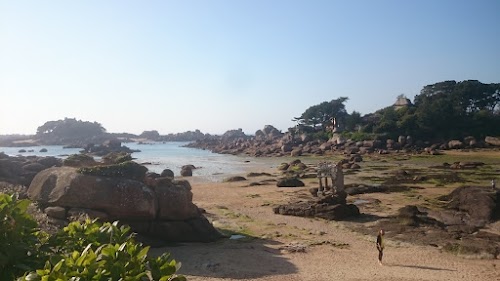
0,194,43,280
19,219,186,281
0,193,185,281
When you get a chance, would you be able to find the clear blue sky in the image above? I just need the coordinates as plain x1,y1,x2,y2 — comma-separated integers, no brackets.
1,0,499,135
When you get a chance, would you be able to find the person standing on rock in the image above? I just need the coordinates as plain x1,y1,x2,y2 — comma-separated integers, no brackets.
376,229,385,265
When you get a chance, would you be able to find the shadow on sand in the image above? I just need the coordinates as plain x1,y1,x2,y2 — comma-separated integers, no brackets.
149,237,297,279
344,213,387,223
389,263,456,271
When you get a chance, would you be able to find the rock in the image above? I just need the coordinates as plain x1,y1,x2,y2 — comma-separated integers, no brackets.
102,152,132,164
345,147,359,154
396,205,441,227
273,194,359,221
160,169,175,178
224,176,247,182
44,206,67,219
180,166,193,177
350,163,361,170
319,142,331,151
290,148,302,157
22,162,47,173
315,204,360,220
276,177,305,187
78,161,148,182
247,172,272,177
18,149,26,153
154,180,200,221
398,135,406,145
350,155,363,162
39,148,48,152
441,186,499,228
67,208,110,220
103,139,122,149
28,167,157,220
277,163,290,171
63,154,97,167
485,136,500,146
144,172,161,186
281,144,293,153
448,140,464,149
464,136,477,147
309,188,319,196
345,185,387,195
37,157,62,168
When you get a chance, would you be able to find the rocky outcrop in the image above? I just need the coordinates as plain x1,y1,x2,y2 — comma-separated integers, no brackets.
187,125,498,158
0,153,62,186
28,166,222,242
83,139,140,157
273,191,360,221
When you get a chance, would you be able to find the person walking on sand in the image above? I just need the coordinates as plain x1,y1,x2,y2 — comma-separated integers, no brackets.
376,229,385,265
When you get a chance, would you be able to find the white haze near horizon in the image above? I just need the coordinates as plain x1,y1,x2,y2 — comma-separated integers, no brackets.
1,0,499,135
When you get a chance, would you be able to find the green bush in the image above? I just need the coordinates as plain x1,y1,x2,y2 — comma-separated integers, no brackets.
0,193,185,281
0,194,44,280
19,242,185,281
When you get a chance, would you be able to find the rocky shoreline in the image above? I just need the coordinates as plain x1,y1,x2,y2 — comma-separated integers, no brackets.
186,125,500,157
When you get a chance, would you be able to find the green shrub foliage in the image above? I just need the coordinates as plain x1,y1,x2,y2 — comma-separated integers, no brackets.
0,194,44,280
0,193,185,280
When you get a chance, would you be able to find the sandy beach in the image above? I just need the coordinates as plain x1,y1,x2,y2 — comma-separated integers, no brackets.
151,156,500,281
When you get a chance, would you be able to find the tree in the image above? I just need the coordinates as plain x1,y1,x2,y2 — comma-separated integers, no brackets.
36,118,106,143
293,97,349,131
139,130,161,140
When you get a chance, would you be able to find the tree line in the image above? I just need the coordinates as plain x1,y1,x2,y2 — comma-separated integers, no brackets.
293,80,500,141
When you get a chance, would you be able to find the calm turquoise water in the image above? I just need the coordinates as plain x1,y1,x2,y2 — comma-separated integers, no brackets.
0,142,264,182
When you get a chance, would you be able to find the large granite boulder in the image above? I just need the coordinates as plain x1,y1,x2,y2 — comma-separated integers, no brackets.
28,166,223,242
155,180,200,220
28,167,157,220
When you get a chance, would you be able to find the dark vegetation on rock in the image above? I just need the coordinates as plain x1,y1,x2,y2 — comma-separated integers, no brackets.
78,161,148,182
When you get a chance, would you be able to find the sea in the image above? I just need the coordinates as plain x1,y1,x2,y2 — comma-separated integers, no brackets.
0,142,276,182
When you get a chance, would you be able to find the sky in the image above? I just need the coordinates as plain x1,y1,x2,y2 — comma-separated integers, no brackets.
1,0,499,135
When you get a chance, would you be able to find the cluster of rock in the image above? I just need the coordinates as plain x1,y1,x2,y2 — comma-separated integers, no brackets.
82,139,139,156
385,186,500,258
0,152,62,186
28,163,222,242
187,125,500,157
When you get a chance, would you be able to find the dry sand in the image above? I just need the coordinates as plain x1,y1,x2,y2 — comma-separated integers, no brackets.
151,160,500,281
